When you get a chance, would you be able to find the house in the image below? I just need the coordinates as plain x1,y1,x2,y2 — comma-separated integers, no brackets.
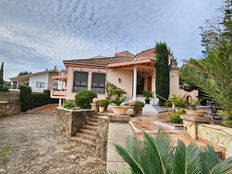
9,69,60,93
50,48,198,106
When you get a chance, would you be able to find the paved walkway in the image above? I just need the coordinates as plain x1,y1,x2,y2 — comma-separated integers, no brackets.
107,123,133,172
0,113,105,173
26,104,58,113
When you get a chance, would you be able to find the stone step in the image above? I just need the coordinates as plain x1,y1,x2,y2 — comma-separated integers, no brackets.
83,125,97,131
88,121,98,126
80,128,97,136
89,117,98,122
70,137,96,148
76,132,97,142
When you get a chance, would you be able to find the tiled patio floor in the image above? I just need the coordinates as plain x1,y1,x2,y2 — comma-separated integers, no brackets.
129,114,224,156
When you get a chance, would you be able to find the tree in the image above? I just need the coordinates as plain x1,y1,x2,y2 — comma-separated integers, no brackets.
200,0,232,55
223,0,232,40
17,71,31,77
155,42,170,105
0,62,4,90
181,40,232,126
109,131,232,174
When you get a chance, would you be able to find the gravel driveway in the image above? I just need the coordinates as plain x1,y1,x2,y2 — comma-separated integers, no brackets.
0,113,105,174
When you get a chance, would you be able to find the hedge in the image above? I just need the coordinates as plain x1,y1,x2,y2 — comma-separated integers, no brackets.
19,85,58,111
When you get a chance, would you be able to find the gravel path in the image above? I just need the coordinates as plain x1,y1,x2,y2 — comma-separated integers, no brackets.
0,113,105,174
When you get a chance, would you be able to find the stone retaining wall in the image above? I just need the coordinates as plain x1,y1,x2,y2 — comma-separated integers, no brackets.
96,116,109,160
198,124,232,158
55,108,96,136
0,90,21,117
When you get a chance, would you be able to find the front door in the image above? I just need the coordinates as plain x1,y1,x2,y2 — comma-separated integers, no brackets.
147,76,152,92
137,76,145,95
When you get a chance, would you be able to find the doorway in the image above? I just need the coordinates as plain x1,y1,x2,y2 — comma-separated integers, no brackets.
147,76,152,92
136,76,145,95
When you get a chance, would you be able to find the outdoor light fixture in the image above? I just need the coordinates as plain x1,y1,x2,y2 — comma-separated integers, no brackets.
118,78,121,83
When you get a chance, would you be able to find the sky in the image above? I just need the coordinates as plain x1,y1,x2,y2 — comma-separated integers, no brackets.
0,0,222,80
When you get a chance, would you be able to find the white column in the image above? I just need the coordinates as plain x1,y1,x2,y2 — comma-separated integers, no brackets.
11,81,14,89
133,66,137,101
59,98,62,107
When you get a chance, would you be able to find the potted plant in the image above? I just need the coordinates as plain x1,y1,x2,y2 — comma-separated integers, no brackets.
98,99,109,113
111,96,128,115
169,94,188,111
143,91,153,104
185,99,205,117
135,101,145,115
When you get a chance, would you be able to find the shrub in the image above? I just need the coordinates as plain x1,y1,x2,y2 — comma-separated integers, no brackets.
169,94,188,108
105,82,127,100
63,102,75,109
135,101,145,108
31,93,50,108
169,113,182,124
19,85,52,111
99,99,109,107
75,90,97,109
143,91,153,99
19,85,33,111
111,96,126,106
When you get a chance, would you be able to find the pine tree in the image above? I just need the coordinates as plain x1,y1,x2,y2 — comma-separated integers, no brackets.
0,62,4,90
155,42,170,105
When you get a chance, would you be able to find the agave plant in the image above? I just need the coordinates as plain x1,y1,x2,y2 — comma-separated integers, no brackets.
180,40,232,119
102,131,232,174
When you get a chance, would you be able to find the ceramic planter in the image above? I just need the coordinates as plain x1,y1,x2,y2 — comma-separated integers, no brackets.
136,107,143,115
99,107,105,113
112,106,128,115
145,98,150,104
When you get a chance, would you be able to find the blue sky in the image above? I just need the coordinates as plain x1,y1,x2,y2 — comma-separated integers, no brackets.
0,0,221,80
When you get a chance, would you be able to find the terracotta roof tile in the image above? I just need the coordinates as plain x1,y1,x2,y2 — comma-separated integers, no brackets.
63,56,133,66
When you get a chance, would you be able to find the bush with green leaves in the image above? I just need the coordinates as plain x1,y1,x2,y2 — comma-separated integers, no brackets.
109,131,232,174
75,90,97,109
63,102,75,109
142,91,153,99
99,99,110,107
19,85,33,111
169,94,188,108
111,96,126,106
135,101,145,108
168,108,185,124
105,82,127,101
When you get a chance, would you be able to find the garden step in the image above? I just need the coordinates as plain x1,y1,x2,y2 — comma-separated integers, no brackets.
80,128,97,136
76,133,97,142
70,137,96,148
89,117,98,122
82,125,97,131
88,121,98,126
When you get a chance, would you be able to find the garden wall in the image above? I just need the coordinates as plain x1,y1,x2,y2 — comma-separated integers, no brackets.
0,90,21,117
55,108,96,136
198,124,232,158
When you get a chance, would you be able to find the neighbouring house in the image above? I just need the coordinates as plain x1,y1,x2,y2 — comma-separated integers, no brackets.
50,49,198,106
9,69,60,93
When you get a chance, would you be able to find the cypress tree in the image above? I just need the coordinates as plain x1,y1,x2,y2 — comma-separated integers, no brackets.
155,42,170,105
0,62,4,90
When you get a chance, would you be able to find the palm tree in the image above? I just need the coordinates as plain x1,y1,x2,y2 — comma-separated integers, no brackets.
102,131,232,174
181,40,232,120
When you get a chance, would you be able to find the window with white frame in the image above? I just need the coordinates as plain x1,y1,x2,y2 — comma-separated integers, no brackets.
73,71,88,92
91,73,106,94
36,82,45,88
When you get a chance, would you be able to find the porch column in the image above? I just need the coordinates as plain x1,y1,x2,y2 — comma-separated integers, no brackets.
133,66,137,101
59,98,62,107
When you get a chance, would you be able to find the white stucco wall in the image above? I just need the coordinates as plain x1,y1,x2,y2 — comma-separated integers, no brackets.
29,73,49,93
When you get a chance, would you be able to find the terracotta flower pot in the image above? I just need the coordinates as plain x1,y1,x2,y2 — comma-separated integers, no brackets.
92,98,99,104
112,106,128,115
99,107,105,113
185,109,205,117
136,107,143,115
